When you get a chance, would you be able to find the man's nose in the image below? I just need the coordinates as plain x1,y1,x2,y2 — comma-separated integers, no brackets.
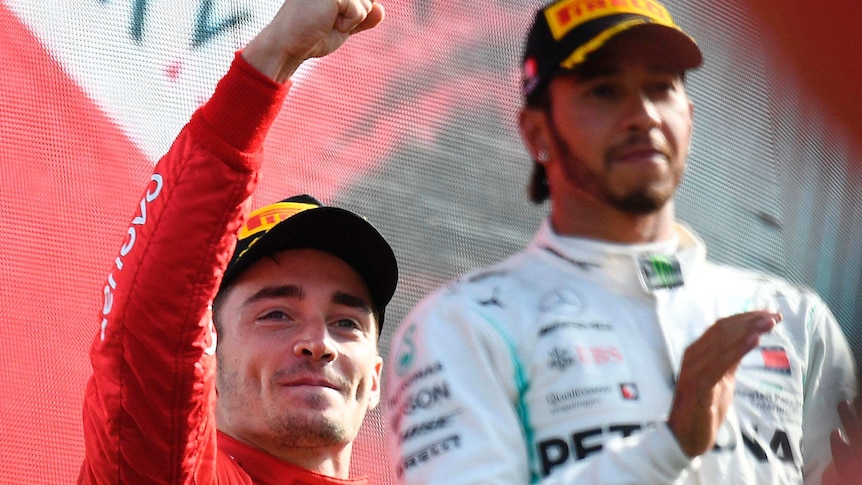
623,92,662,131
293,322,337,362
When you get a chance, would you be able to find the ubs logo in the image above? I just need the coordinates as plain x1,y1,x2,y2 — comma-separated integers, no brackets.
546,345,624,368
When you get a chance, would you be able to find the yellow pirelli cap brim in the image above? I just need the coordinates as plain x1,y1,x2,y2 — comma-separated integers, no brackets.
222,195,398,328
544,0,677,40
523,0,702,101
559,19,701,70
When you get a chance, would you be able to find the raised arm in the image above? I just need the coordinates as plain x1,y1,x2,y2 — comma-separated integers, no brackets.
79,1,384,483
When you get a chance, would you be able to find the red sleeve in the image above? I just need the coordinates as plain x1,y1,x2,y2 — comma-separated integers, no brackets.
79,52,290,484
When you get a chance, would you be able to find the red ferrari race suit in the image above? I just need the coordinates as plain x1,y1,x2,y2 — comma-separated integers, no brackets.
79,53,368,485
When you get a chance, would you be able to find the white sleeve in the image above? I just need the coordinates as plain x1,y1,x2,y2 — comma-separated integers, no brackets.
385,291,534,483
385,290,695,484
800,295,858,484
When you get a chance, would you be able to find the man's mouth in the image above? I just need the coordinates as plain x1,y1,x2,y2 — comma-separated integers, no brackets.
611,140,670,164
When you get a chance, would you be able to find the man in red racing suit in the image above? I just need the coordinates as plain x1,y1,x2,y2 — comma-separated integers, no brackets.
79,1,394,483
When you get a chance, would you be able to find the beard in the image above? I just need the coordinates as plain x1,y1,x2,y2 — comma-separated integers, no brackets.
545,116,677,215
217,358,360,449
265,409,348,448
610,190,667,215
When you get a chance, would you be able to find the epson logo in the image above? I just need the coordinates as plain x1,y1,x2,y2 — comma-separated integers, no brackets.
389,361,444,406
391,382,453,433
403,382,451,415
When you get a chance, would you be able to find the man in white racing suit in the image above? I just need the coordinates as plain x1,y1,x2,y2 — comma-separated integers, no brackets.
384,0,858,483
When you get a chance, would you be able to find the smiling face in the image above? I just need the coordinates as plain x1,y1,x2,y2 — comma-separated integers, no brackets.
214,248,382,464
521,28,694,217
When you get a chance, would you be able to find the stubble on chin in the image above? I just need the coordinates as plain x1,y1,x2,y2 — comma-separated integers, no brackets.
610,186,671,215
267,410,349,448
606,158,680,216
545,114,680,216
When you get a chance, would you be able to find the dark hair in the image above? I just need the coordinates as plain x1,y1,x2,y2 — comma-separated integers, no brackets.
528,163,549,204
211,286,230,347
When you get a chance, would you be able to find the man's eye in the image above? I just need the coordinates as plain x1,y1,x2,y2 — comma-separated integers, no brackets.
588,84,617,98
648,81,675,95
333,318,362,331
259,310,290,321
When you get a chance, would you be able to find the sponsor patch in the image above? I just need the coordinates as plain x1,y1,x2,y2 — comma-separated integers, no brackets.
742,346,791,375
238,201,316,240
736,388,799,415
638,253,684,291
400,412,459,443
394,324,418,376
619,383,639,400
540,288,586,316
547,346,577,372
538,423,646,475
400,382,451,416
390,361,444,406
539,320,614,336
545,345,624,371
546,386,610,414
398,435,461,477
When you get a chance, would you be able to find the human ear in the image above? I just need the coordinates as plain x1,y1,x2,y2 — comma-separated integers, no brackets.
519,108,551,164
367,357,383,409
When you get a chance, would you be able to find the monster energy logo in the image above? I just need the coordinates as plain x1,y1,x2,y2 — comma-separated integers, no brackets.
638,254,684,291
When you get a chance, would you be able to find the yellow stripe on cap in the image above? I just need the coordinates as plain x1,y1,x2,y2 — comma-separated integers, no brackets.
238,201,318,240
545,0,675,41
560,18,646,68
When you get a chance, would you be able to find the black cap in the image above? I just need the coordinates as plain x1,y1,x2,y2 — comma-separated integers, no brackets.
523,0,702,103
221,195,398,329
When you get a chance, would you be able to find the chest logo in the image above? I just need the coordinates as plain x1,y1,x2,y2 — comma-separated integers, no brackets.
619,383,639,400
638,253,684,291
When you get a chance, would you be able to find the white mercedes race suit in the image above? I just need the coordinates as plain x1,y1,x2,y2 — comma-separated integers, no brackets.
385,221,856,484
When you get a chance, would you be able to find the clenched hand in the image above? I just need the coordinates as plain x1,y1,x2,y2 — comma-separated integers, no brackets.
242,0,384,83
